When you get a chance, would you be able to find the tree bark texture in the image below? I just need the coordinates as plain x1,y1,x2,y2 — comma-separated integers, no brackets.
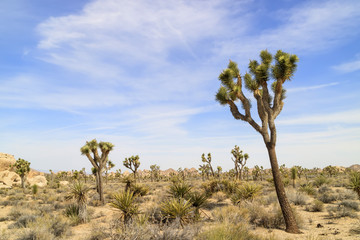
267,145,301,233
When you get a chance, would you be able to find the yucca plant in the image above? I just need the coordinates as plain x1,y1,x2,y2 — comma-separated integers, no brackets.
65,181,90,223
121,175,135,192
231,183,262,205
161,198,193,227
110,190,139,225
168,181,192,199
349,171,360,199
188,191,209,220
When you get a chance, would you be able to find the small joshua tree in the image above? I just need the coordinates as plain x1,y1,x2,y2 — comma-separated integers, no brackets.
80,139,114,205
199,164,210,180
123,155,140,181
150,164,160,182
231,145,249,180
66,181,90,223
201,153,215,177
12,158,30,189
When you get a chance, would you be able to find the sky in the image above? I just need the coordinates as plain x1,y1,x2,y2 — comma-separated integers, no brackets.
0,0,359,173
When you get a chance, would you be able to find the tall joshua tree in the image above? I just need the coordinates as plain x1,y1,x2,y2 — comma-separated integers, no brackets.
231,145,249,180
123,155,140,181
201,153,215,177
80,139,114,205
215,50,300,233
12,158,31,189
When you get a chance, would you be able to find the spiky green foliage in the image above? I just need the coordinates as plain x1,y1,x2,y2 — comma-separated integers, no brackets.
161,198,193,227
349,171,360,199
66,181,90,223
231,183,262,205
110,190,139,224
12,158,30,189
123,155,141,180
168,181,192,199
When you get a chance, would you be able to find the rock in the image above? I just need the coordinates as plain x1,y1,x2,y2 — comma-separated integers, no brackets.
0,170,21,187
0,153,16,171
59,181,69,186
27,175,47,187
0,182,12,189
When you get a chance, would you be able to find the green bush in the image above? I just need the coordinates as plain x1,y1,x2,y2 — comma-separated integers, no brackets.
231,182,261,205
299,184,316,195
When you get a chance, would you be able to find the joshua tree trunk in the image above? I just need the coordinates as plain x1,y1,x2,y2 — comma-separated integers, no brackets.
78,202,88,223
267,145,300,233
98,170,104,204
20,175,26,189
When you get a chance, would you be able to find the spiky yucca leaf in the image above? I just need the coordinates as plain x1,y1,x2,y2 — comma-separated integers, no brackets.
168,181,192,199
110,190,139,224
66,181,90,205
349,171,360,199
161,198,193,226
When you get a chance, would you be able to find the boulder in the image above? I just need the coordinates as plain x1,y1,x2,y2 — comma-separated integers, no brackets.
0,153,16,171
59,181,69,186
0,170,21,187
27,175,47,187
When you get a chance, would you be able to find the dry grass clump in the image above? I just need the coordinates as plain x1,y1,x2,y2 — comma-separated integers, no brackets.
196,222,267,240
305,200,324,212
16,214,71,240
286,190,309,206
212,205,249,223
327,205,358,219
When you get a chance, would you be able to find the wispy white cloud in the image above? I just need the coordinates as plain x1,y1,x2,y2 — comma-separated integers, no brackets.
218,0,360,61
278,109,360,125
333,59,360,73
287,82,339,93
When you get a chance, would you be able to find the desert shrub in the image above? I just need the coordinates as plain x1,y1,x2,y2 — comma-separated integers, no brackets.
263,192,278,206
168,182,192,199
130,183,149,197
201,179,222,194
317,192,337,203
161,198,193,227
220,179,239,195
212,205,249,223
287,190,309,206
246,202,302,229
338,200,359,211
313,175,330,187
317,185,331,194
305,200,324,212
64,204,81,224
299,184,316,196
16,214,70,240
350,221,360,234
143,203,163,224
231,182,261,205
89,225,109,240
8,214,38,229
156,223,199,240
327,205,358,219
212,191,227,202
336,189,358,200
196,223,264,240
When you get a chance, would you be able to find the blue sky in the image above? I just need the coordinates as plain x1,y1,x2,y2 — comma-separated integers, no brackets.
1,0,359,173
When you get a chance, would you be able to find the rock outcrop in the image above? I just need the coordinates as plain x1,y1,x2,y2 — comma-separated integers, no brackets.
0,152,48,188
0,170,21,187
